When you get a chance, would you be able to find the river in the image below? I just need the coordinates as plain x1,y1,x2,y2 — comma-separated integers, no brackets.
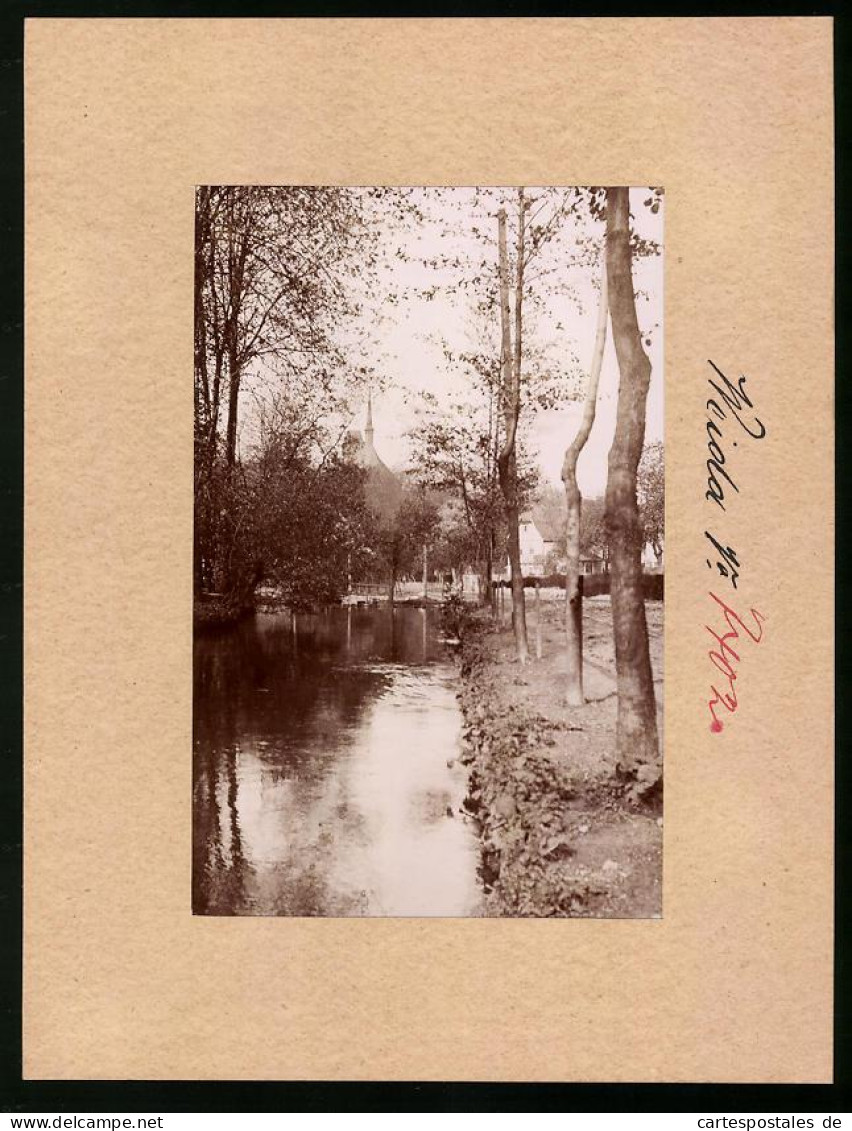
193,604,482,916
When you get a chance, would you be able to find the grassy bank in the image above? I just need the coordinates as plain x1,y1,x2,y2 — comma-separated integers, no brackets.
455,596,663,918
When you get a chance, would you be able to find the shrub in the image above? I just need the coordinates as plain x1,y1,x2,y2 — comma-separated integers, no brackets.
440,584,471,640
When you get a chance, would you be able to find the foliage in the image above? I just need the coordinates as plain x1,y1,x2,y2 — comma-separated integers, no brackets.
581,496,609,562
408,400,505,587
194,186,370,466
194,186,398,602
440,585,471,640
637,440,664,558
202,440,372,610
366,487,442,591
256,455,372,609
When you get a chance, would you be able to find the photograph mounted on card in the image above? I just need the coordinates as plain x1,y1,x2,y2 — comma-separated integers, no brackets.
24,18,833,1082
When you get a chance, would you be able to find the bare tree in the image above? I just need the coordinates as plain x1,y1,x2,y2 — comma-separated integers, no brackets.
561,258,608,705
604,187,659,775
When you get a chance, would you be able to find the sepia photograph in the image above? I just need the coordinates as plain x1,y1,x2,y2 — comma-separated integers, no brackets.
192,185,664,918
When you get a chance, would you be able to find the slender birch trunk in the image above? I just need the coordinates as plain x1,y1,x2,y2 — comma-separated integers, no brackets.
561,258,609,705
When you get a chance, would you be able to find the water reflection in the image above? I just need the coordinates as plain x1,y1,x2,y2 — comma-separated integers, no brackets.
193,606,481,916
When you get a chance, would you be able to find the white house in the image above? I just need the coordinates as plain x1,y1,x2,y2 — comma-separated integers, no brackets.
519,517,547,573
499,515,608,579
502,517,560,578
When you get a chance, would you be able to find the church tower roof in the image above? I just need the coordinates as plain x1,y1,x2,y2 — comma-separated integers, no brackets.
353,393,403,519
359,391,384,470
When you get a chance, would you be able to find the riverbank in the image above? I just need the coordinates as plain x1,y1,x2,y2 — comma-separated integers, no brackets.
194,593,256,630
455,595,663,918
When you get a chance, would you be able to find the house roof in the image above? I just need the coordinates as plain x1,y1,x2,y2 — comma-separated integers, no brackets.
537,520,564,543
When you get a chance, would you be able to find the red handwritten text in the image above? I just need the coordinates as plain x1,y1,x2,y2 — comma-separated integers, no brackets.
706,591,766,733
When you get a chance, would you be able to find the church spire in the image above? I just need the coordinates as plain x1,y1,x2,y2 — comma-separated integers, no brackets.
365,391,374,448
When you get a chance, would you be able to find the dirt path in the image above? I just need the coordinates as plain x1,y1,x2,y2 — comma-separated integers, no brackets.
455,595,663,918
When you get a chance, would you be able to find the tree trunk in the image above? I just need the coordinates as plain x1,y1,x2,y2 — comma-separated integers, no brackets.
534,580,542,660
481,536,494,612
225,336,240,469
194,188,212,438
224,192,251,470
500,450,529,658
486,529,496,616
496,199,529,664
604,187,659,775
422,543,428,600
562,258,609,705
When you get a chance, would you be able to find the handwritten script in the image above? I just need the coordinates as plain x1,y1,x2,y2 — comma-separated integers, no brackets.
702,361,767,732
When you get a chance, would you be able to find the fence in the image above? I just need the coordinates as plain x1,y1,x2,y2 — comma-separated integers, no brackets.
493,572,665,601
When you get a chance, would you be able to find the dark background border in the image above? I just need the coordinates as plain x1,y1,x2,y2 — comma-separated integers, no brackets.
1,3,846,1113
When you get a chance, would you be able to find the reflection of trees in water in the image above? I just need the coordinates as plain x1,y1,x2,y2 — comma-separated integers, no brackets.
192,741,250,915
264,857,366,918
193,607,442,914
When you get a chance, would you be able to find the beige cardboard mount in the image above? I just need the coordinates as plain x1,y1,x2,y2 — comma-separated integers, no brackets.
24,18,834,1082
